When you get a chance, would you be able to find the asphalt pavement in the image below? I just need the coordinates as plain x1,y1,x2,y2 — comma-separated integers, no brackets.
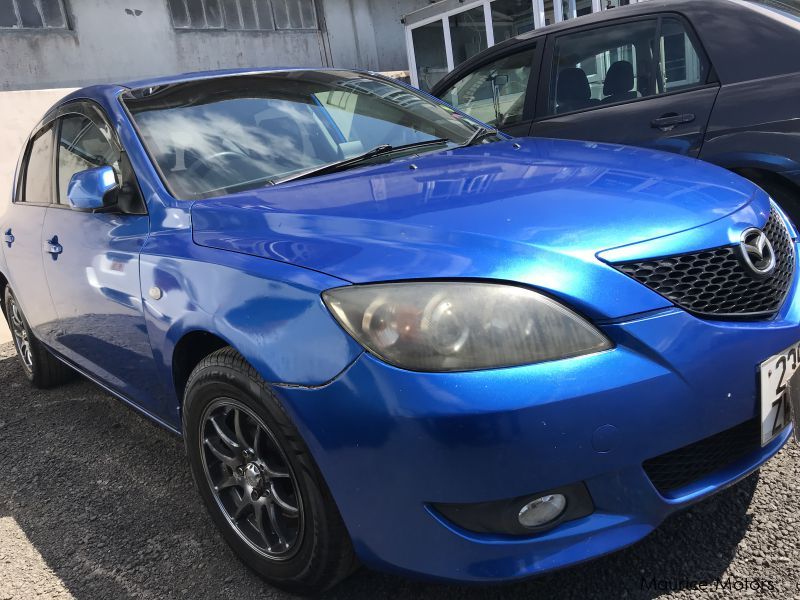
1,341,799,600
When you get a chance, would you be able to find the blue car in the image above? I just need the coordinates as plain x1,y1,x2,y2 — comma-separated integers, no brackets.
1,68,797,594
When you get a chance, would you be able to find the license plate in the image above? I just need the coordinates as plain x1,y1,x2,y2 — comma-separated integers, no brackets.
759,342,800,446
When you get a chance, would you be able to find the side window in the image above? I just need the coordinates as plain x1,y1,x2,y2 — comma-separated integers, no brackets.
56,115,120,205
548,19,659,115
439,47,537,128
21,124,55,204
659,17,708,93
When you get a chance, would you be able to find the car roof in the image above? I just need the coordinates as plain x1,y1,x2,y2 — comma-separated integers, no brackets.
57,67,364,106
490,0,737,51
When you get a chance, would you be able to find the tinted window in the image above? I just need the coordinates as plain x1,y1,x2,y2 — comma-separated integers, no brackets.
22,125,54,204
124,71,485,199
440,47,536,127
57,115,119,205
548,20,658,115
659,17,708,92
547,18,709,116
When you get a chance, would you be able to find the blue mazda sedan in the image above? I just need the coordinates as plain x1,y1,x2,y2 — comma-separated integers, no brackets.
1,68,798,593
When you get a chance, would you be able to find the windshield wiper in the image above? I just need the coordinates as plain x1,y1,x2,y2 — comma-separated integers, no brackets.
462,126,500,147
271,138,451,185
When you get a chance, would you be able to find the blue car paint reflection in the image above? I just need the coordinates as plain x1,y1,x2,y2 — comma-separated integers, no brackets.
0,69,797,584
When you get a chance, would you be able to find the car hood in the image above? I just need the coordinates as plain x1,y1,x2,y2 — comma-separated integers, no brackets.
192,138,767,319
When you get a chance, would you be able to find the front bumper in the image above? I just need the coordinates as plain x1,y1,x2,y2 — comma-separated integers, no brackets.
275,274,800,583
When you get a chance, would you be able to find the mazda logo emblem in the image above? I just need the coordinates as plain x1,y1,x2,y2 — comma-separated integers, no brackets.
739,228,775,277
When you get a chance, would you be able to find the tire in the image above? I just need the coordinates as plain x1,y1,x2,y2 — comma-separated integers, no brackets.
182,347,357,595
3,286,73,389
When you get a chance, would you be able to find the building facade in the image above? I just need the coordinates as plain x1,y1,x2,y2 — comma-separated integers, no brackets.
0,0,429,91
403,0,642,90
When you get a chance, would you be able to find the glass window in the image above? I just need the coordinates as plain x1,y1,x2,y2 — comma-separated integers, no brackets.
124,71,487,199
449,6,487,68
169,0,314,30
548,20,658,115
562,0,594,20
659,17,707,92
22,125,54,204
0,0,67,29
56,115,119,205
543,0,555,26
439,47,536,128
272,0,316,29
412,20,449,92
491,0,534,44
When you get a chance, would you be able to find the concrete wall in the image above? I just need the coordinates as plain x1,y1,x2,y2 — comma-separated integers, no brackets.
323,0,428,72
2,0,328,91
0,0,422,91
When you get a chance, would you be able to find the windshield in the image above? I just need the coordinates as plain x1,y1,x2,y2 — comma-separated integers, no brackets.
123,70,486,199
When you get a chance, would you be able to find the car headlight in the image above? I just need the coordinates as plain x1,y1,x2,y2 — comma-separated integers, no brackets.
322,282,612,372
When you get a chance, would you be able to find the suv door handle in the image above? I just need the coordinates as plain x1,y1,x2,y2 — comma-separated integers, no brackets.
651,113,696,131
3,229,14,247
44,237,63,255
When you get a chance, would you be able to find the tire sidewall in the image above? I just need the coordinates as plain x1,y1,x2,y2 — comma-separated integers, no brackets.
4,287,35,382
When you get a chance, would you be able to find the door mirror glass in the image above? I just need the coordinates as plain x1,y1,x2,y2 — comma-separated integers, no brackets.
438,47,537,127
66,166,118,211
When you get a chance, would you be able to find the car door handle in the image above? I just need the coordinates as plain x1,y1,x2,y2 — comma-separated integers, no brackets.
651,113,696,131
44,237,63,255
3,229,14,247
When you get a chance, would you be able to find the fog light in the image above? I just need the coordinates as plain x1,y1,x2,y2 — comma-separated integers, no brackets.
518,494,567,528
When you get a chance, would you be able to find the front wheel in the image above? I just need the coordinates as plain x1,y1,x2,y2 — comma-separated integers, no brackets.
182,347,357,594
3,286,73,388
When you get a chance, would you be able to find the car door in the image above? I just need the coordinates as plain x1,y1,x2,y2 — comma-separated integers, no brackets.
42,103,163,411
531,14,720,157
3,120,60,339
434,41,542,137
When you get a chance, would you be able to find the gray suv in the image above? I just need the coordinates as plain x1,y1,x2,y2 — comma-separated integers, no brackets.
431,0,800,221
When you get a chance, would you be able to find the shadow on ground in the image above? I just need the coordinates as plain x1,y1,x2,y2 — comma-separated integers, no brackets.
0,347,760,600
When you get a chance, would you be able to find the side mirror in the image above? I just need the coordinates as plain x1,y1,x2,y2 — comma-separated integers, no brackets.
66,166,119,211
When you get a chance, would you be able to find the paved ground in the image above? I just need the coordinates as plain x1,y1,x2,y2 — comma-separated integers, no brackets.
1,341,799,600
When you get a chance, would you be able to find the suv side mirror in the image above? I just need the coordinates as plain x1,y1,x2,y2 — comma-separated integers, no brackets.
66,166,119,211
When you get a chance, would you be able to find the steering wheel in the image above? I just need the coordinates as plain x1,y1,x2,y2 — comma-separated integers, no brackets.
187,151,251,180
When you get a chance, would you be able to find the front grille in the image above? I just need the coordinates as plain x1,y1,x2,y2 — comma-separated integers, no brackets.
643,418,761,496
615,209,794,319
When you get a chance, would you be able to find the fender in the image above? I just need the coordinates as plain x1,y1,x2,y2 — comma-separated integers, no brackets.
139,230,364,427
701,148,800,183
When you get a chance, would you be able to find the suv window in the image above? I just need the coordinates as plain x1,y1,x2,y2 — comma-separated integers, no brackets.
549,20,658,115
22,124,54,204
659,17,707,93
439,47,537,128
57,115,119,205
547,17,708,116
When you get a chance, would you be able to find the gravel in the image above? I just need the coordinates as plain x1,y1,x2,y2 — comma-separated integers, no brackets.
1,341,799,599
